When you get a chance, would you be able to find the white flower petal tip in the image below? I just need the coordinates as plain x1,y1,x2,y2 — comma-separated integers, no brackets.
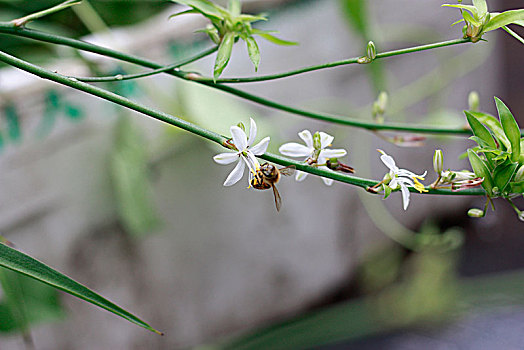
213,152,239,165
223,159,245,186
250,136,270,155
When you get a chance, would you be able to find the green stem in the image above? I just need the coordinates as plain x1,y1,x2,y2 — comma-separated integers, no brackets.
1,24,521,136
0,49,485,196
75,46,218,82
10,0,81,27
191,38,471,83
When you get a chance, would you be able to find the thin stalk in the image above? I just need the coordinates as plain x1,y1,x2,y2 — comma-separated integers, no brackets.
10,0,81,27
0,24,522,136
75,46,218,82
0,49,485,196
189,38,471,83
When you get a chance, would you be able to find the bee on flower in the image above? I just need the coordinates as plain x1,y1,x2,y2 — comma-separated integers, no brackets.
213,118,270,186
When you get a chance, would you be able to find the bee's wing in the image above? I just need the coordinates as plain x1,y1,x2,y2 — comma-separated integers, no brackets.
279,165,296,177
272,185,282,212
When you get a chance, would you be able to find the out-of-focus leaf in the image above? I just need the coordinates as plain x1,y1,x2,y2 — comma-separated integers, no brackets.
465,111,497,149
493,162,518,193
468,149,493,195
228,0,241,17
214,31,235,80
442,4,478,17
484,10,524,32
495,97,521,162
245,36,260,71
237,14,267,23
111,116,160,237
0,268,64,333
463,10,481,26
4,104,21,142
0,243,161,334
168,9,198,20
509,180,524,193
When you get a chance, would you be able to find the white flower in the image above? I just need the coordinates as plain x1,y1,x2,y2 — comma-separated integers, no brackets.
213,118,270,186
379,149,427,210
279,130,347,186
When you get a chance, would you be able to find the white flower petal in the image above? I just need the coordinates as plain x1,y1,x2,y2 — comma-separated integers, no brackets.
298,130,313,149
250,136,270,155
380,154,397,172
295,170,308,182
400,184,410,210
322,177,334,186
319,132,334,149
321,148,347,159
279,143,312,157
223,159,245,186
230,126,248,151
243,152,260,173
247,118,257,147
213,152,239,165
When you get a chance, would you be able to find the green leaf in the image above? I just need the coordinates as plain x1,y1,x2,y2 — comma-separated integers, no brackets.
468,111,510,149
168,9,199,20
495,97,521,162
493,162,518,193
463,10,481,26
465,111,497,149
473,0,488,17
442,4,478,18
170,0,225,20
237,14,267,23
509,180,524,194
252,30,298,46
484,9,524,32
111,116,161,237
245,36,260,71
468,149,493,195
214,31,235,80
0,243,161,334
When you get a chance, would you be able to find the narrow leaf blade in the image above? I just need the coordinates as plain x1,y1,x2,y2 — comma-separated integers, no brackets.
467,149,493,195
495,97,521,162
214,32,235,80
465,111,497,149
0,243,161,334
245,36,260,71
252,31,298,46
484,9,524,32
493,162,518,193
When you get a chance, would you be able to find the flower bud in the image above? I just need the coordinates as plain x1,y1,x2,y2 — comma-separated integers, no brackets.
433,149,443,174
313,132,322,150
366,41,377,61
468,91,480,111
237,122,245,132
376,91,388,114
514,164,524,182
467,208,485,218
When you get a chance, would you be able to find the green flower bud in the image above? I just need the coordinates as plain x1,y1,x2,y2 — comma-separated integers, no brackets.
237,122,245,132
514,164,524,182
366,41,376,60
433,149,443,174
468,91,480,111
376,91,388,114
467,208,485,218
313,131,322,150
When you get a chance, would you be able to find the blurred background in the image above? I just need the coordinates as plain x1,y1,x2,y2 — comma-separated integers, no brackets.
0,0,523,349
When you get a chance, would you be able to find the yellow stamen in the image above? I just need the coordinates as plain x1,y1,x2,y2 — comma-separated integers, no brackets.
413,178,428,193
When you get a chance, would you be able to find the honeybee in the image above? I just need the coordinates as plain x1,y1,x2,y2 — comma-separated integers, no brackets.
251,163,295,212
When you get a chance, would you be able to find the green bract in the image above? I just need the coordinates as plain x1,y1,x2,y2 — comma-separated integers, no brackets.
465,97,524,198
443,0,524,43
169,0,297,80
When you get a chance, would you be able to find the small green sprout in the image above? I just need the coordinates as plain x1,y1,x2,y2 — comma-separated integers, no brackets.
169,0,297,80
443,0,524,43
